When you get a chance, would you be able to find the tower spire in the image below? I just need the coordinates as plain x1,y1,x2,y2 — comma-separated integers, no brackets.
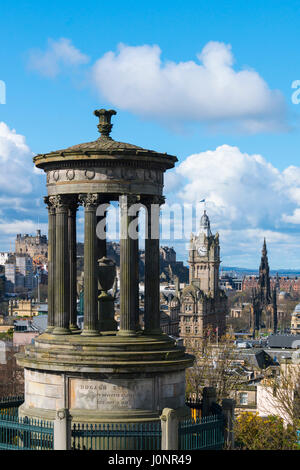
199,209,212,237
258,238,271,305
262,237,267,255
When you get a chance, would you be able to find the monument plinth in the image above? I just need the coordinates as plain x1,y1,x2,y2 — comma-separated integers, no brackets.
16,109,194,425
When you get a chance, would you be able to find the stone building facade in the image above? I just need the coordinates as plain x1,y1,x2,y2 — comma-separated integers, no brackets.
8,299,42,317
243,273,300,294
178,211,227,350
4,255,35,294
291,303,300,335
15,230,48,263
159,283,181,336
160,246,176,263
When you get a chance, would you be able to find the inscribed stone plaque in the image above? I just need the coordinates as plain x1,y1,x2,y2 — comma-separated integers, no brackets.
70,378,154,411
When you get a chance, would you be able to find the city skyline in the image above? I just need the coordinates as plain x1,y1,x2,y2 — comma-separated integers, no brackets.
1,1,300,268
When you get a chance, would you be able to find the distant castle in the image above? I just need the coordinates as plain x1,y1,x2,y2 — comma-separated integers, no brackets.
15,230,48,262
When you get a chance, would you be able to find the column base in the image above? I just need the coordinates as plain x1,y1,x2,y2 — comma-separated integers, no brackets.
81,329,101,337
52,327,71,335
117,330,137,337
45,326,55,334
69,324,81,332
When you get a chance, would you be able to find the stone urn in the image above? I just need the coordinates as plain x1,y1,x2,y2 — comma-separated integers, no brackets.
97,256,116,292
97,257,117,331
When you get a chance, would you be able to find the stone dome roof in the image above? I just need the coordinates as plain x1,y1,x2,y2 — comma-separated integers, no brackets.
200,210,210,227
199,210,212,237
56,138,143,153
294,303,300,313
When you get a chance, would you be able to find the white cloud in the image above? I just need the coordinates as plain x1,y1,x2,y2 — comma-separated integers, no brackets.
28,38,89,78
0,218,47,235
167,144,294,229
92,42,287,133
0,197,31,212
0,122,47,250
218,228,300,269
282,209,300,224
0,122,34,194
164,145,300,267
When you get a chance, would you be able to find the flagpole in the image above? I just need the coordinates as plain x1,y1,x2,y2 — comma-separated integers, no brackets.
199,199,207,211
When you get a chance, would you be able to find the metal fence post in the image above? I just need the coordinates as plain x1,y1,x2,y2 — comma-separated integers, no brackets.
54,409,71,450
202,387,217,416
221,399,235,449
160,408,179,450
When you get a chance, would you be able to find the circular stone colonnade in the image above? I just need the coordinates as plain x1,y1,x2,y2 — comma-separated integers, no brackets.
16,109,194,425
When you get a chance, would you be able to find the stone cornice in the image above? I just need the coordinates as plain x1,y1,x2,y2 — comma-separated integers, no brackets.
34,152,177,171
16,333,194,374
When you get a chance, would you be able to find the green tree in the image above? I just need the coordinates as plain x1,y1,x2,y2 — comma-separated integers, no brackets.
235,412,298,450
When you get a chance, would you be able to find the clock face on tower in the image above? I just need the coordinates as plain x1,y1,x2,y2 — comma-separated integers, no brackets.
197,245,207,256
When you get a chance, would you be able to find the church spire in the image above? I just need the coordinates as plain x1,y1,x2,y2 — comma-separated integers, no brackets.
258,238,271,305
272,286,278,334
262,237,267,256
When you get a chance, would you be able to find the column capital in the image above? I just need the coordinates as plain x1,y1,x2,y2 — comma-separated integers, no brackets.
48,194,73,213
79,193,100,209
44,196,55,214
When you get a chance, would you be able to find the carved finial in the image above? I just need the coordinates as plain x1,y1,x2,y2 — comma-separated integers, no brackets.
94,109,117,139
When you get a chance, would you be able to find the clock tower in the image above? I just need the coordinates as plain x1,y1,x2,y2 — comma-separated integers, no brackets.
188,210,220,297
179,210,227,349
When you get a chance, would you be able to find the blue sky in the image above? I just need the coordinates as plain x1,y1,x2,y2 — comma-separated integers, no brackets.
1,0,300,268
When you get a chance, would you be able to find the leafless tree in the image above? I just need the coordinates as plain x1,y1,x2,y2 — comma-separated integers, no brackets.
186,332,248,403
0,344,24,398
259,359,300,428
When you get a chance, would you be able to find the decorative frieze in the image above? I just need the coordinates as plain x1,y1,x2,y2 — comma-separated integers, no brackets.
84,169,95,180
46,167,163,184
66,169,75,180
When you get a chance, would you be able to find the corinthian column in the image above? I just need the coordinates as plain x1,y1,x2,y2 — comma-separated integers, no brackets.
118,195,139,336
144,196,164,335
44,196,56,333
79,193,100,336
52,195,71,335
68,196,79,331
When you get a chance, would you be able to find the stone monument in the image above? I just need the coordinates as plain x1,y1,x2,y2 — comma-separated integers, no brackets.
16,109,194,427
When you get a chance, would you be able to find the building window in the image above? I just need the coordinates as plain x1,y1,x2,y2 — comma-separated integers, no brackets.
239,393,248,405
186,327,190,334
